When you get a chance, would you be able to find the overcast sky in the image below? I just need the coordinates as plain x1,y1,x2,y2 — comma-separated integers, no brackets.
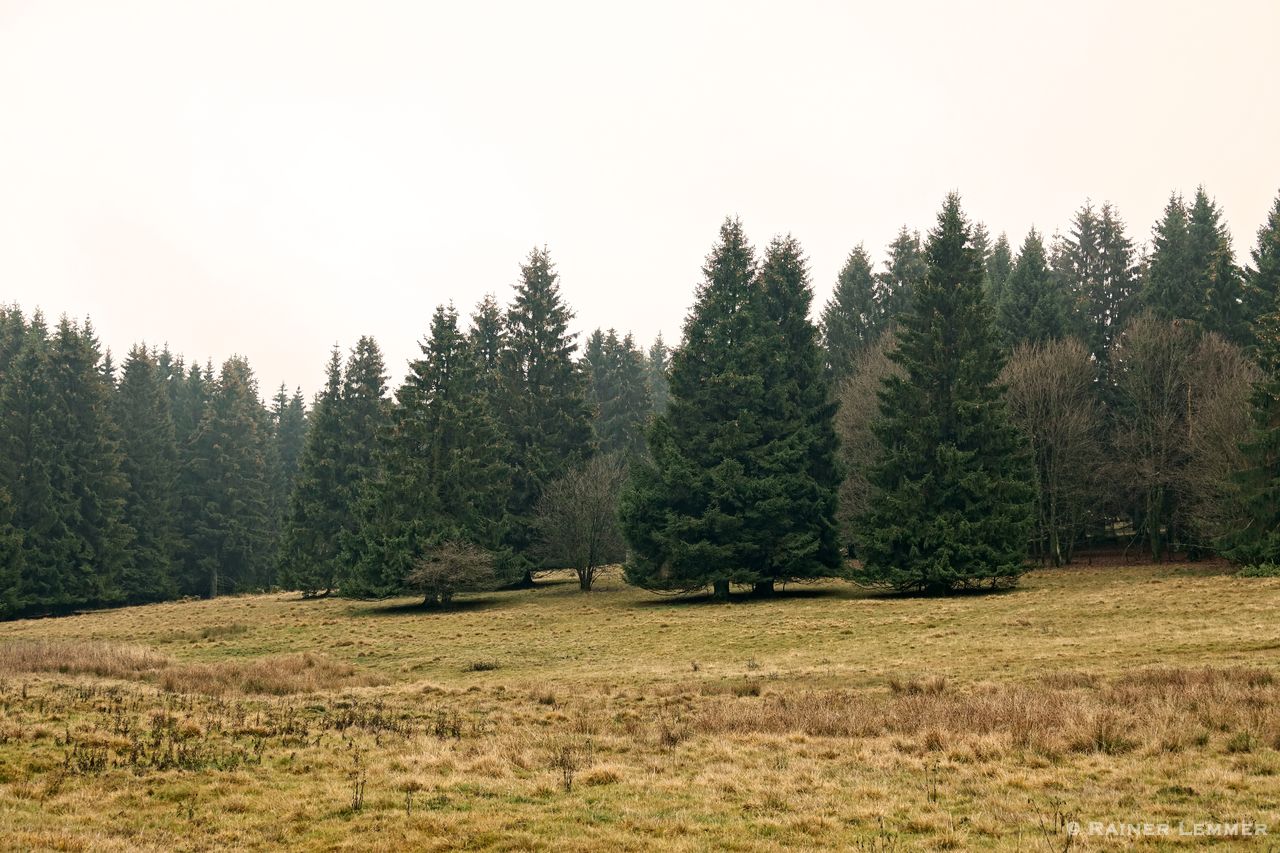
2,1,1278,397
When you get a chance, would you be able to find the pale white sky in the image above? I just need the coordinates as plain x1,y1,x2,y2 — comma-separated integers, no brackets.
2,0,1278,396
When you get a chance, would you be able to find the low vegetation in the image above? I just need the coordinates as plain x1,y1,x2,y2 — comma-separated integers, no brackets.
0,562,1276,850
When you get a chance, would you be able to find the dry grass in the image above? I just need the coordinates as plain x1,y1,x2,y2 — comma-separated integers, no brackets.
157,652,388,696
0,639,382,696
0,639,171,679
0,561,1276,850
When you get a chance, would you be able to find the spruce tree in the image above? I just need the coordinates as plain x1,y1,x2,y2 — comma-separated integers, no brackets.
622,218,765,598
114,345,180,602
753,235,842,591
1188,187,1247,345
171,360,212,594
497,248,595,566
986,232,1014,307
586,329,651,457
0,489,21,618
1245,191,1280,346
468,293,505,401
183,357,274,597
43,317,131,607
272,384,308,500
998,228,1069,347
277,348,348,595
1228,199,1280,565
1084,202,1141,379
855,194,1034,593
877,227,928,325
646,334,671,415
1142,193,1199,321
621,220,841,597
0,313,63,612
347,306,513,598
820,245,880,379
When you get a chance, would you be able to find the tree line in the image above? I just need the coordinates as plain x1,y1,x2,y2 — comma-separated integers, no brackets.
2,185,1279,616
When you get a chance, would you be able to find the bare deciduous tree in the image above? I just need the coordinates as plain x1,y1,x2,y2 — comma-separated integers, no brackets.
1111,314,1199,560
1180,332,1260,550
1001,338,1104,565
536,454,628,591
1110,315,1256,560
405,540,498,607
833,332,900,552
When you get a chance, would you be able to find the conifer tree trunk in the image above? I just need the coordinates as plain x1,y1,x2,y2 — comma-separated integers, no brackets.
752,580,774,596
712,579,730,600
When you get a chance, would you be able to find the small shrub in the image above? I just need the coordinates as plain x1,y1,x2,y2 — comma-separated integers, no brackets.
888,675,947,696
463,660,500,673
1238,563,1280,578
406,540,499,606
1225,731,1256,753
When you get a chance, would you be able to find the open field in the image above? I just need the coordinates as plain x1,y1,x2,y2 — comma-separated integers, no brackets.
0,562,1278,851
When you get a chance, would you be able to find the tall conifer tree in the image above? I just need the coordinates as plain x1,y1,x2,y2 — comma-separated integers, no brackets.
497,248,594,568
986,232,1014,307
278,348,348,595
855,195,1033,593
621,220,841,597
821,245,880,379
184,357,274,597
646,334,671,415
347,307,513,597
877,227,928,325
998,228,1069,347
115,345,180,602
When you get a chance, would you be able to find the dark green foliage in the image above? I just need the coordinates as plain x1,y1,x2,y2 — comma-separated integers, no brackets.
346,307,513,598
281,339,387,596
272,384,308,500
821,245,880,379
277,349,349,596
171,360,212,594
114,345,180,603
646,334,671,415
621,221,841,597
1227,198,1280,565
754,235,843,589
1060,202,1139,380
1142,193,1197,321
1143,188,1247,346
467,293,505,400
0,489,21,618
585,329,651,457
986,232,1014,307
1188,188,1247,346
43,318,131,608
877,227,928,325
998,228,1070,347
0,314,64,613
854,195,1034,593
497,248,595,559
0,316,131,613
1244,192,1280,339
182,357,276,597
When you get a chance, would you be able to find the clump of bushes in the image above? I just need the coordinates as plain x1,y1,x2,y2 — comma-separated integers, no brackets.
406,540,499,606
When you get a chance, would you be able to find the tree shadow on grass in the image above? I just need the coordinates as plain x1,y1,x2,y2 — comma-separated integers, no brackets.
630,584,854,608
346,596,508,618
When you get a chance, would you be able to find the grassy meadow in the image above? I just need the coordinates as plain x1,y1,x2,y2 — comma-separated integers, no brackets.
0,561,1278,850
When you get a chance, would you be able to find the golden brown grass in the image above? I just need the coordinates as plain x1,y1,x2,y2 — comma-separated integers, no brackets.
0,639,383,696
0,561,1276,850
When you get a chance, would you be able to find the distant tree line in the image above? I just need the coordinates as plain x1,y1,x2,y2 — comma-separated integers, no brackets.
826,187,1280,568
2,186,1279,616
